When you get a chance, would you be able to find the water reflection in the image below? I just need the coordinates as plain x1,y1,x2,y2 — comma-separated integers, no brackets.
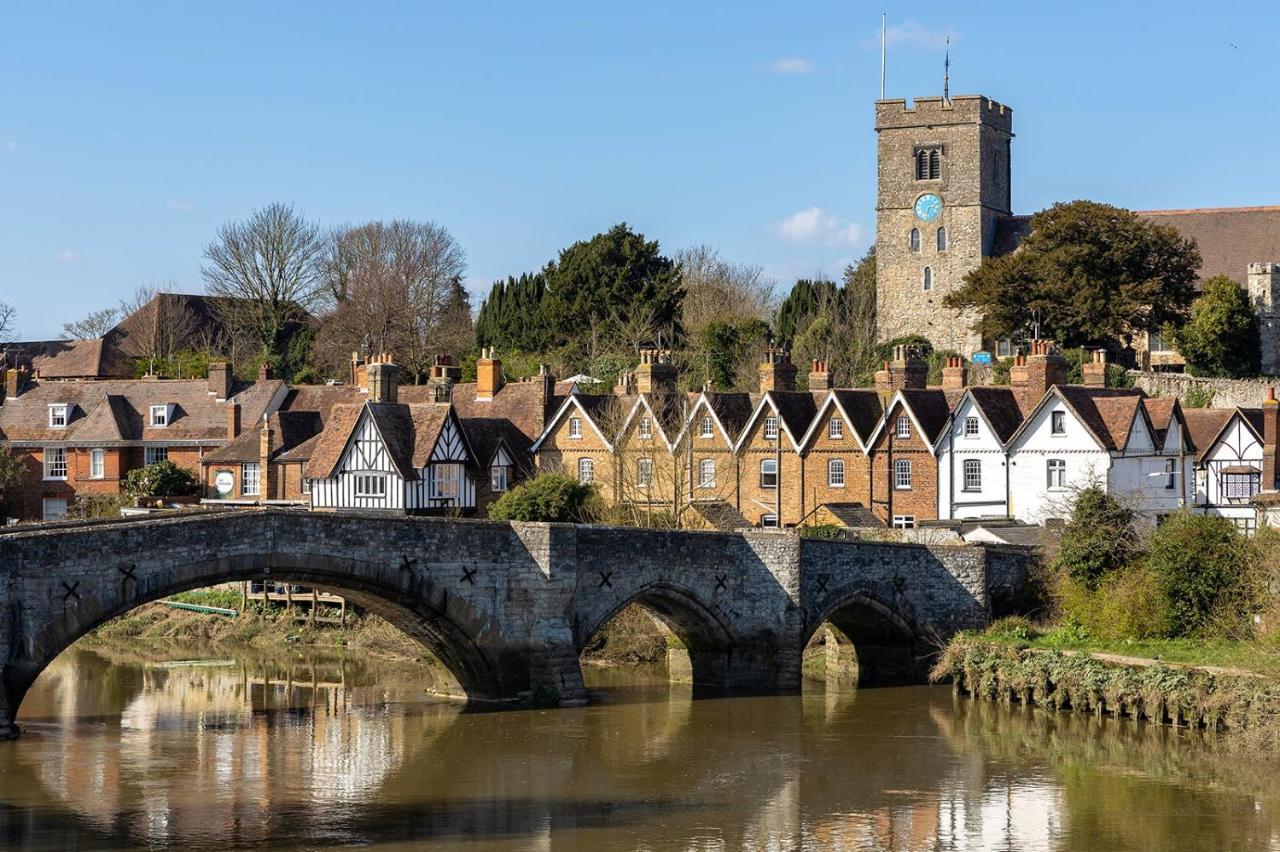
1,646,1278,850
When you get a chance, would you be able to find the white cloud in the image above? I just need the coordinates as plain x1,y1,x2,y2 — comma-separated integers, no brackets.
863,19,959,51
770,207,863,247
166,199,192,212
768,57,814,75
55,249,80,263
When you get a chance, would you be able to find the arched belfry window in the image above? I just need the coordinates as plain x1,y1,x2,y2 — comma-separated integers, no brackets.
909,228,920,252
928,149,941,179
914,147,941,180
936,226,947,251
915,149,929,180
923,267,932,291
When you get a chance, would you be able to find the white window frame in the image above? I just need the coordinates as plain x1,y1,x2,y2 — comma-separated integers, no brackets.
42,498,68,521
48,404,68,428
242,462,261,496
828,418,844,440
699,458,716,488
1164,458,1176,491
1051,410,1066,435
44,447,68,480
763,416,779,441
700,416,714,438
828,458,845,488
1223,471,1260,500
90,448,105,480
963,459,981,492
578,457,594,485
760,458,778,489
894,458,912,490
568,417,582,439
891,515,916,529
301,463,311,494
1047,459,1066,490
760,513,779,529
639,417,652,440
636,457,653,488
356,473,387,498
149,404,169,428
491,464,509,493
430,463,461,500
144,446,168,466
964,416,979,438
896,416,910,439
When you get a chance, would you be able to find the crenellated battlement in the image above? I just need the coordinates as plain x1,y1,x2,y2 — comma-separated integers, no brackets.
875,95,1013,133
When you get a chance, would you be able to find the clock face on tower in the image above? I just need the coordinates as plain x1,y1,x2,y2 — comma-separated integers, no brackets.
914,193,943,222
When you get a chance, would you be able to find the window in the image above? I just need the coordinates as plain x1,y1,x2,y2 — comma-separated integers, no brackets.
1233,517,1258,536
44,447,67,480
1051,410,1066,435
937,226,948,251
760,513,779,529
430,464,461,500
355,473,386,498
48,404,68,428
760,458,778,488
963,459,982,491
1047,459,1066,489
568,417,582,439
964,416,979,437
929,148,941,179
578,457,594,484
150,405,168,427
491,465,509,493
896,416,910,439
90,449,104,480
700,416,714,438
144,446,168,465
894,459,912,489
829,418,844,440
828,459,845,487
1223,471,1260,500
1164,458,1176,491
639,417,652,439
636,458,653,488
42,498,68,521
699,458,716,488
764,416,779,441
922,267,932,291
915,147,941,180
242,462,261,495
1148,329,1168,353
892,515,916,529
301,463,311,494
909,228,920,253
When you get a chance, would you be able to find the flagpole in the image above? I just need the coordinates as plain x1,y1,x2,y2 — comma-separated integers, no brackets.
880,13,886,99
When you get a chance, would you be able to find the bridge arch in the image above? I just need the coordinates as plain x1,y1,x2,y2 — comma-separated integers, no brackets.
804,590,929,685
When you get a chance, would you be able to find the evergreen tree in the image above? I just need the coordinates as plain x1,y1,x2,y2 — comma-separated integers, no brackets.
775,278,839,345
1170,275,1260,378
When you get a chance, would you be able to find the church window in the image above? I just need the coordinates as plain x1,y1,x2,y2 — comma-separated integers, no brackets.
937,226,948,251
909,228,920,253
922,267,932,291
929,149,941,179
915,149,929,180
915,147,941,180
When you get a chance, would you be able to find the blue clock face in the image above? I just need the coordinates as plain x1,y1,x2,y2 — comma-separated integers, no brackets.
914,193,943,222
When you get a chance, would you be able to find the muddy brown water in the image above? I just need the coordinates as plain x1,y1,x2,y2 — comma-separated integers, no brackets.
1,644,1277,850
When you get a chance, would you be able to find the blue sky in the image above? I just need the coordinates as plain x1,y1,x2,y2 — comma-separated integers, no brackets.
2,1,1276,339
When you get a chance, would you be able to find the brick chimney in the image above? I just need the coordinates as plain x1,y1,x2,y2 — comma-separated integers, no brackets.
538,363,556,408
758,347,798,393
476,347,504,401
227,402,241,440
614,370,638,396
259,414,275,500
350,351,368,390
941,356,968,390
367,355,399,404
808,359,833,391
4,366,30,400
1082,349,1108,388
430,354,462,384
1264,387,1279,491
874,345,927,394
258,363,273,381
1013,340,1067,411
208,362,232,400
636,349,678,394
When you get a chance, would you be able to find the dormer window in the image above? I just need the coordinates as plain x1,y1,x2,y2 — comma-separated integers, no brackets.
48,404,69,428
915,147,942,180
150,405,169,427
568,417,582,439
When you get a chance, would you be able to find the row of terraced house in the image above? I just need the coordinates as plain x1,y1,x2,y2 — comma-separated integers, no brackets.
2,344,1278,534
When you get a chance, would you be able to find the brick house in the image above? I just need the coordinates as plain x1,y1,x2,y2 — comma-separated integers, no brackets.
797,367,885,527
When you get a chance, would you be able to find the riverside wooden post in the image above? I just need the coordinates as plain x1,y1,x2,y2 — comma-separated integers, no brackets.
310,589,318,626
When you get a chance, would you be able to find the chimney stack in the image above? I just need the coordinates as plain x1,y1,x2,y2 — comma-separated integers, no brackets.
1082,349,1108,388
941,356,968,390
3,366,30,401
367,354,399,404
476,347,504,401
635,349,678,395
260,414,275,501
350,351,368,389
208,362,232,400
758,347,798,393
1013,340,1067,412
874,344,927,394
1264,388,1279,491
258,363,273,381
430,354,463,384
808,359,833,391
227,402,241,440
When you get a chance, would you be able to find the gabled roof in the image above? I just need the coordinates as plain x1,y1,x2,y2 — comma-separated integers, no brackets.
868,389,956,448
615,392,697,451
1005,386,1147,452
1088,394,1147,452
731,391,820,453
306,401,470,480
529,393,617,452
673,392,749,448
6,338,107,379
204,410,326,464
799,390,884,451
1182,406,1263,463
1141,397,1182,449
965,387,1024,444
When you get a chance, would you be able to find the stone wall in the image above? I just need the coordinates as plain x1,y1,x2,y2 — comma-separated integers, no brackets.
1129,371,1276,410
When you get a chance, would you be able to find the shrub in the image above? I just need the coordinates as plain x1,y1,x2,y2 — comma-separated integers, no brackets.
489,473,596,523
1181,385,1216,409
68,494,122,520
1053,486,1138,591
799,523,845,540
1060,564,1167,641
1145,511,1254,638
121,460,199,501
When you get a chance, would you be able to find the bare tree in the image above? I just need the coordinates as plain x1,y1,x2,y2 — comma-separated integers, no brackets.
62,306,120,340
0,302,15,344
201,203,325,365
676,245,777,334
111,284,199,373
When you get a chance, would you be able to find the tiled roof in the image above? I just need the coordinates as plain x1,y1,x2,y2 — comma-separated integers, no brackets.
1057,387,1146,451
0,377,282,444
306,404,364,478
702,392,756,442
830,390,884,446
967,387,1024,443
770,391,822,443
6,339,107,379
1181,408,1238,460
1141,397,1180,447
204,410,325,464
899,389,954,444
304,401,458,480
450,380,553,444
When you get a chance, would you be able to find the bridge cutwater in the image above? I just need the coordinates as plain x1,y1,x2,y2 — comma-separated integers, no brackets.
0,510,1028,740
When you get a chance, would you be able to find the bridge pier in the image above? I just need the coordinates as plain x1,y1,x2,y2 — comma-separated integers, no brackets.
527,618,588,706
0,682,18,741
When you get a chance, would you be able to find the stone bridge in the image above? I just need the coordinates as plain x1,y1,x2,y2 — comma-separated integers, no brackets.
0,510,1027,739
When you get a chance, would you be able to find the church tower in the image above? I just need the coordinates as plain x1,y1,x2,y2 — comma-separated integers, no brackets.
874,95,1014,355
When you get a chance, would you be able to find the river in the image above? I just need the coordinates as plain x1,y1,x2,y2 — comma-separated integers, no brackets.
1,644,1278,850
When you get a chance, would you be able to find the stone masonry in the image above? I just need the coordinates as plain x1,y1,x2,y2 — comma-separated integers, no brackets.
0,510,1026,739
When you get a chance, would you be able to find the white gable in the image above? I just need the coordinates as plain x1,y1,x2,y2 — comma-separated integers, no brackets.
1124,412,1154,454
340,413,398,474
432,415,468,462
493,445,513,467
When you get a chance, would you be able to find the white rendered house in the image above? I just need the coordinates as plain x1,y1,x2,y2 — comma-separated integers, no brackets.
935,387,1023,521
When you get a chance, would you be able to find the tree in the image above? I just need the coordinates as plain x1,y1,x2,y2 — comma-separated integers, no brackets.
1145,511,1254,638
489,473,596,522
944,200,1200,350
1170,275,1260,378
0,445,27,520
784,248,879,387
0,301,15,343
537,224,683,353
120,460,199,501
775,278,839,345
475,272,549,352
201,203,325,369
675,245,776,335
1053,485,1138,591
62,306,119,340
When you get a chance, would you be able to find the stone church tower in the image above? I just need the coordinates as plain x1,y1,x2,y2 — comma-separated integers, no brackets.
875,96,1014,355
